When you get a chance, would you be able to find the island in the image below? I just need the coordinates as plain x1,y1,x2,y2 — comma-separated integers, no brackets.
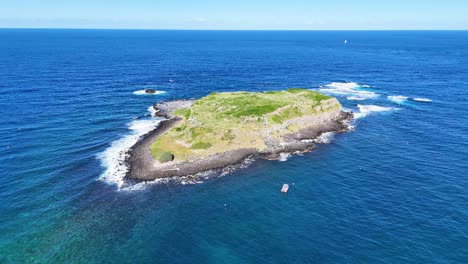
126,88,352,180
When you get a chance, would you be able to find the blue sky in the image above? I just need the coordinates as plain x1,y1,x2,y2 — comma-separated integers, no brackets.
1,0,467,30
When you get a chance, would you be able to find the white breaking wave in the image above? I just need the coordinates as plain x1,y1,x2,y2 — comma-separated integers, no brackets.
124,155,256,191
313,132,335,144
341,107,353,112
133,90,166,95
347,96,367,101
278,152,291,162
387,95,408,104
322,82,369,89
413,97,432,102
147,105,157,117
319,82,378,100
354,104,399,119
119,177,175,192
98,117,163,190
300,132,336,145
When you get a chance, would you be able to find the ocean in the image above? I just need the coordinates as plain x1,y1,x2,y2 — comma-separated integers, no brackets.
0,29,467,263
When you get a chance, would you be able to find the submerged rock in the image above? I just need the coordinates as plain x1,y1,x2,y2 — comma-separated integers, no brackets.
145,89,156,94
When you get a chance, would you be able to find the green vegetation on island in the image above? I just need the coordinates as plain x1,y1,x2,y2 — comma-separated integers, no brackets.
150,88,341,163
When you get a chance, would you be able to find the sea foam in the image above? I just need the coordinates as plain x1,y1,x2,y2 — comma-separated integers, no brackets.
278,152,291,162
147,105,157,117
347,96,367,101
387,95,408,104
125,155,256,191
299,132,337,146
98,117,163,190
412,97,432,102
355,104,399,119
319,82,378,100
313,132,335,144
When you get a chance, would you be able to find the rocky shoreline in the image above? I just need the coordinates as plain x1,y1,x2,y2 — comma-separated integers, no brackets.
125,99,353,181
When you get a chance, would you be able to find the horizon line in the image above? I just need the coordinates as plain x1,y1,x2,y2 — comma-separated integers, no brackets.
1,27,467,31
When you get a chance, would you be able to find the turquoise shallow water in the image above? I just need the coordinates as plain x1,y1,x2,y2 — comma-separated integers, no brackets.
0,30,467,263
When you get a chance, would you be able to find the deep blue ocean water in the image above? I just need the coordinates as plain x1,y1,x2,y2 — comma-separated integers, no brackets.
0,29,467,263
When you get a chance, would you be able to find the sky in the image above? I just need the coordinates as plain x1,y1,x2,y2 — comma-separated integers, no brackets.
1,0,467,30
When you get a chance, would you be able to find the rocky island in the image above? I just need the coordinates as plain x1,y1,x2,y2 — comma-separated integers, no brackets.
126,88,352,180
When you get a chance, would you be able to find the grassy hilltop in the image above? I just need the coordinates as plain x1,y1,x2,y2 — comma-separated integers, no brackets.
151,88,340,162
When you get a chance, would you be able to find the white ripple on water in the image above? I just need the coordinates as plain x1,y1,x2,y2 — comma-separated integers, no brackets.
354,104,400,119
387,95,408,104
347,96,368,101
412,97,432,102
98,116,163,190
319,82,379,100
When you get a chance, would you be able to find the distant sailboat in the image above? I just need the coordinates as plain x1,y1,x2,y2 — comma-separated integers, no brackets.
344,39,348,44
